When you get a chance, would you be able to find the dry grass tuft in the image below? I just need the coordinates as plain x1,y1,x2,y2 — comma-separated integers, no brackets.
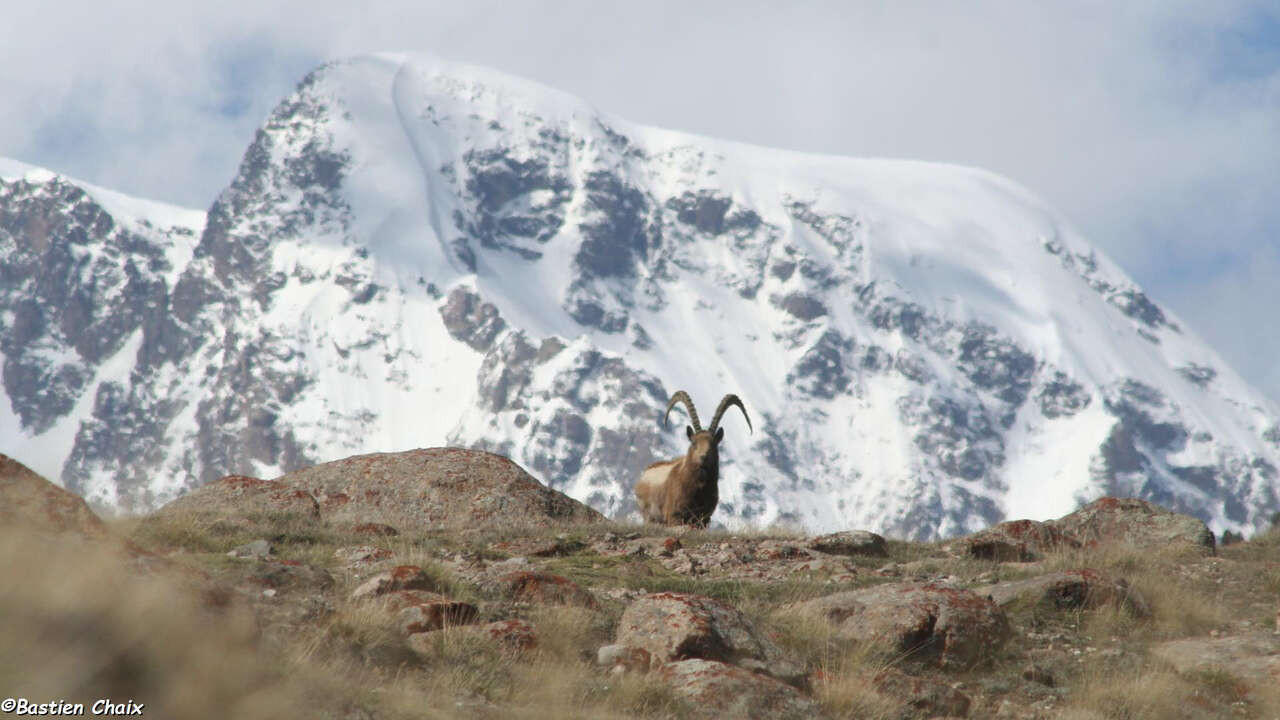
1063,665,1191,719
1041,542,1230,641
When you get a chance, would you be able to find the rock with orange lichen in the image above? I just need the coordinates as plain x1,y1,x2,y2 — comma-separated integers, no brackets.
977,569,1151,617
408,619,538,655
658,659,819,720
949,518,1078,561
490,570,599,609
1053,496,1216,553
787,583,1010,668
950,496,1216,561
350,565,444,600
274,447,604,531
615,591,805,685
397,601,479,635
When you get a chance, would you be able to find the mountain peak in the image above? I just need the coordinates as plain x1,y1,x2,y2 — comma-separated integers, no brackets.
2,55,1277,538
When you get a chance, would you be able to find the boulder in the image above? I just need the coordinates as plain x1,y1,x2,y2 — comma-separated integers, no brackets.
976,569,1150,617
950,497,1216,562
657,659,820,720
787,583,1010,668
227,539,273,560
806,530,888,557
616,592,805,684
397,602,479,635
491,571,599,609
1053,497,1215,554
471,619,538,651
350,565,443,600
276,448,604,531
949,519,1076,561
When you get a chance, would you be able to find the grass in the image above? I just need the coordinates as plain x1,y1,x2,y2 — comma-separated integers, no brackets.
1037,542,1232,642
11,506,1279,720
0,526,325,719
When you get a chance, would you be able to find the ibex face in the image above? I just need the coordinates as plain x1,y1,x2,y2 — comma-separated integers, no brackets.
684,426,720,466
635,391,752,528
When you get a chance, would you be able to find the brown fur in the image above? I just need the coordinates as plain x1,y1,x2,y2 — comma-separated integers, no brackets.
636,431,721,527
636,391,751,528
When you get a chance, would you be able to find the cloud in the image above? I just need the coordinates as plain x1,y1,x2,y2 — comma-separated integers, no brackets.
3,1,1278,403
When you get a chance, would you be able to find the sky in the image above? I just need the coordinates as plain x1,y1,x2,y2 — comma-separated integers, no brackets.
3,1,1278,405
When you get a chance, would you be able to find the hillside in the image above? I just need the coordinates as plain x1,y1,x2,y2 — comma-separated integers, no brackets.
3,451,1278,719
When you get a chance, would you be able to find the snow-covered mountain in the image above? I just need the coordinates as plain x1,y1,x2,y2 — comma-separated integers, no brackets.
3,53,1278,539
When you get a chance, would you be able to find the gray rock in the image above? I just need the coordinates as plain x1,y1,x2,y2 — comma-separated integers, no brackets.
227,539,273,560
616,592,805,685
787,583,1010,668
976,569,1150,617
596,643,652,672
1053,497,1215,553
806,530,887,557
657,659,820,720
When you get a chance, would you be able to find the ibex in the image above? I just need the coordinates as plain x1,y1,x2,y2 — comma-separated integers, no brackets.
635,391,753,527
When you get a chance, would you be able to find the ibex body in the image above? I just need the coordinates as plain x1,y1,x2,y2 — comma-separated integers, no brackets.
635,391,752,527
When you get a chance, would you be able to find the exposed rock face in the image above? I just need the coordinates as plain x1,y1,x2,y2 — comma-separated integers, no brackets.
4,53,1279,541
788,583,1011,668
440,285,506,351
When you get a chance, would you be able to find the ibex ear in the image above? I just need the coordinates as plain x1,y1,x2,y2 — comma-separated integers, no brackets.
715,427,724,443
686,426,694,440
